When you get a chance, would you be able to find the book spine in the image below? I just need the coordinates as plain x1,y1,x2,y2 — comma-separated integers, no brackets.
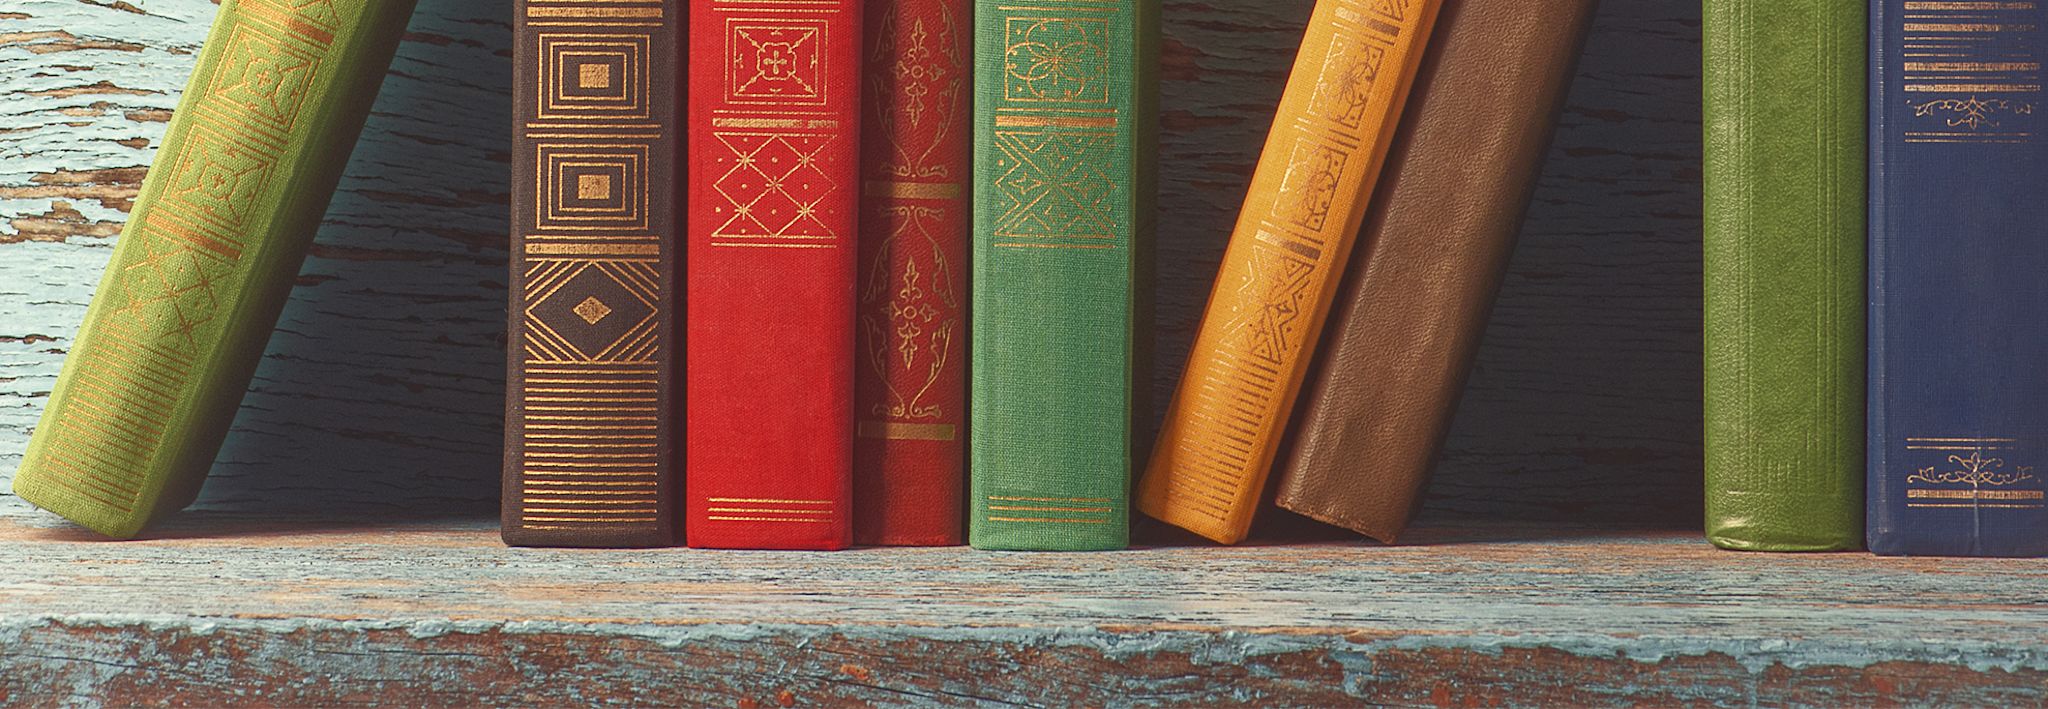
969,0,1157,551
504,0,680,548
686,0,862,550
10,0,417,539
1273,0,1597,544
855,0,971,546
1703,0,1865,551
1867,0,2048,557
1134,0,1441,544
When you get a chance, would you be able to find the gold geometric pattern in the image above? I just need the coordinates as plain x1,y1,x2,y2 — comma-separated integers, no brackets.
518,3,671,534
573,296,613,325
523,260,660,363
537,143,648,230
537,34,652,120
1002,16,1110,104
33,0,345,516
988,129,1119,243
1226,242,1318,366
710,132,839,240
728,20,828,105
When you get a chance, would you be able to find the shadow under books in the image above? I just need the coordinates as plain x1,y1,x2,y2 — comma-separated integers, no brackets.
187,1,512,527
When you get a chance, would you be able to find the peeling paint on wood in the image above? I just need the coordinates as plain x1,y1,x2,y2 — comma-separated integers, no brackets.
3,519,2047,706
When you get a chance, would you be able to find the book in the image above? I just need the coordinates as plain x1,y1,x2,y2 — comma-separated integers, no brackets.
968,0,1157,551
1867,0,2048,557
855,0,971,546
686,0,861,550
1134,0,1441,544
503,0,680,548
1703,0,1865,552
1272,0,1597,544
10,0,417,539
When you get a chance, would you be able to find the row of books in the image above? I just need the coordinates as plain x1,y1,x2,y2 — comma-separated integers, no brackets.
1705,0,2048,557
11,0,1606,549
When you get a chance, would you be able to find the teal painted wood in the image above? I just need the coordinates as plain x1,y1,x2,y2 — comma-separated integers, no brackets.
3,518,2047,705
0,0,1706,531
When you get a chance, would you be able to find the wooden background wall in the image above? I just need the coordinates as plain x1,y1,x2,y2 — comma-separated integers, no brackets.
0,0,1701,532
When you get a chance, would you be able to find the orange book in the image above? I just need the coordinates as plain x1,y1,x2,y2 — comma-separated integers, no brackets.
1136,0,1441,543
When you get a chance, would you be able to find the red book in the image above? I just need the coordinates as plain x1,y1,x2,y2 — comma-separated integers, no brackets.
686,0,862,549
853,0,969,546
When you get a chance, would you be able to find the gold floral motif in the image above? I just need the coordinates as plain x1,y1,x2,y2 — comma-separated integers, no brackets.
1002,16,1110,104
1308,34,1386,129
1907,449,2038,487
869,5,966,179
859,205,959,420
1910,95,2035,130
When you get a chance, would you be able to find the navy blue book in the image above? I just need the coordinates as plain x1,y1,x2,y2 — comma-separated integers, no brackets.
1869,0,2048,556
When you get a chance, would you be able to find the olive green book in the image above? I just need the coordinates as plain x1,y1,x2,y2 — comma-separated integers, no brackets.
1702,0,1865,551
969,0,1158,551
11,0,418,538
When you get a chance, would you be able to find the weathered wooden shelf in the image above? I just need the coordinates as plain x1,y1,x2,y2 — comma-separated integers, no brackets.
4,513,2045,706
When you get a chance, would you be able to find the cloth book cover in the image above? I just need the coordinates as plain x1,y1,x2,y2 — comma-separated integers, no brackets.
855,0,971,546
1135,0,1441,544
10,0,417,539
1273,0,1597,544
1867,0,2048,557
504,0,679,548
1703,0,1865,551
687,0,861,550
968,0,1157,551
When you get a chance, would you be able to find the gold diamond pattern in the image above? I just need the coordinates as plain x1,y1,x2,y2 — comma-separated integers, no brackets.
573,295,613,325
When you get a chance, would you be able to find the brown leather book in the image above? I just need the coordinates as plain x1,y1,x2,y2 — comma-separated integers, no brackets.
504,0,680,547
1272,0,1598,543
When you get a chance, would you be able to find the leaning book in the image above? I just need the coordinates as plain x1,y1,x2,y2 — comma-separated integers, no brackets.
12,0,417,539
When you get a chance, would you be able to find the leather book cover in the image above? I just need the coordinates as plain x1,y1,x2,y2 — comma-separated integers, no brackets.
11,0,418,539
1272,0,1597,544
1134,0,1442,544
855,0,970,546
504,0,680,548
1703,0,1865,551
1867,0,2048,557
968,0,1157,551
686,0,861,550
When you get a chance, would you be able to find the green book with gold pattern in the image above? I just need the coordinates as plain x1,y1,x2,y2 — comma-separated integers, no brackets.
11,0,418,539
969,0,1158,551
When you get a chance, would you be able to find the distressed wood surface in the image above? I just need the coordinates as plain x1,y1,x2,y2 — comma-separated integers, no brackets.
0,0,1704,530
5,518,2048,706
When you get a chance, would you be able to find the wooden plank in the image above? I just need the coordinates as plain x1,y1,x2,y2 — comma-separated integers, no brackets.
2,518,2046,705
0,0,1708,529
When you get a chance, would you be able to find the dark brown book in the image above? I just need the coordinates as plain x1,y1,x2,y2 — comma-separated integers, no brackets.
504,0,680,547
1272,0,1597,543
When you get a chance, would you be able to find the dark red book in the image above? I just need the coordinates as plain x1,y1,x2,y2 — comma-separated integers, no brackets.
853,0,968,546
686,0,861,549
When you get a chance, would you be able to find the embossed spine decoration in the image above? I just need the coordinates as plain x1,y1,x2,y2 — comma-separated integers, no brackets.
1703,0,1865,551
1867,0,2048,556
856,0,970,546
1134,0,1441,544
9,0,417,539
505,0,678,547
969,0,1157,551
687,0,862,550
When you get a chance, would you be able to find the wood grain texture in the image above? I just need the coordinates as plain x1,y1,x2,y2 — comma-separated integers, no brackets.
0,0,1704,530
4,518,2047,706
